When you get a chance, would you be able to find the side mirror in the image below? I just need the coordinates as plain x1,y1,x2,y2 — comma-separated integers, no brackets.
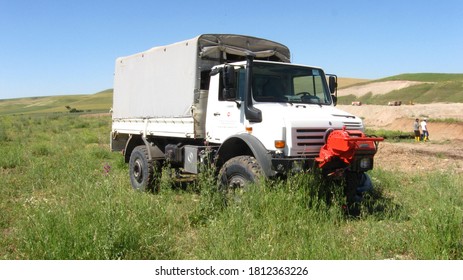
222,65,236,100
328,75,337,94
328,75,338,106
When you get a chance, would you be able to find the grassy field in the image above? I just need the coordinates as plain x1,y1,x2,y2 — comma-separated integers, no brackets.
1,113,462,260
0,89,112,116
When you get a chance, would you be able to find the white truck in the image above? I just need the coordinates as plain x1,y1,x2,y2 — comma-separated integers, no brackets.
111,34,381,204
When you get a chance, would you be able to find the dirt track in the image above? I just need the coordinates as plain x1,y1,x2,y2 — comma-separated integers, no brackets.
338,103,463,173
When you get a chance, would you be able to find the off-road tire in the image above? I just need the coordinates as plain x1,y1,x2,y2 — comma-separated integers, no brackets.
129,145,160,192
344,171,363,215
218,155,263,191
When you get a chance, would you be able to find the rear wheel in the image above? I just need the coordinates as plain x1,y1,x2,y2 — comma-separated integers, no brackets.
129,145,161,192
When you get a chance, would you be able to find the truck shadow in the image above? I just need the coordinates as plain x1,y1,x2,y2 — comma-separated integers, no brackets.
308,176,407,220
347,189,406,220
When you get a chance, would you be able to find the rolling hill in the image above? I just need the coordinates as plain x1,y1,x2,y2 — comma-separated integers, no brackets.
337,73,463,105
0,89,113,116
1,73,462,116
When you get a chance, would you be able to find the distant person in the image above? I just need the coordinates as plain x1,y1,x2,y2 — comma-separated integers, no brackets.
421,118,429,142
413,118,421,142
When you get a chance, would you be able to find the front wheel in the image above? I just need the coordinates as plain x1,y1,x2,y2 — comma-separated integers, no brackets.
218,155,263,195
128,145,161,192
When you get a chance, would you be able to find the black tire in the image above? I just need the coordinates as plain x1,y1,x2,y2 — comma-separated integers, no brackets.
344,171,363,216
218,155,263,190
129,145,160,192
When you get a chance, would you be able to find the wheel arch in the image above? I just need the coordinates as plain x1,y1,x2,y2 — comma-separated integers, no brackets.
124,135,164,163
217,134,275,177
124,135,144,163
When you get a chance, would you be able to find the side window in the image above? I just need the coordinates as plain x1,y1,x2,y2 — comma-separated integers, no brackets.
237,69,246,101
218,69,244,101
200,70,211,90
218,72,224,101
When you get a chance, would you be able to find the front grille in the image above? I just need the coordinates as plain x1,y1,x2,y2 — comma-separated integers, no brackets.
343,121,363,130
291,128,326,156
331,114,363,130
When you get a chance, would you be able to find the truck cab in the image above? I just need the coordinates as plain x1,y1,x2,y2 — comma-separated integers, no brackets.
205,58,363,178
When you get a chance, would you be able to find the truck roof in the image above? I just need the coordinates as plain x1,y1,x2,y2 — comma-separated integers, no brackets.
119,34,291,63
195,34,290,62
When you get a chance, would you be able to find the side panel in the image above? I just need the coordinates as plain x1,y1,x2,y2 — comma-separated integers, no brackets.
112,117,195,138
113,38,199,119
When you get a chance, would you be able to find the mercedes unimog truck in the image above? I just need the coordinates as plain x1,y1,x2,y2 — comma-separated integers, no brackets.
110,34,382,205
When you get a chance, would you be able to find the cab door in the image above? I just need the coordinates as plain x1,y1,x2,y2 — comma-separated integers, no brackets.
205,69,245,143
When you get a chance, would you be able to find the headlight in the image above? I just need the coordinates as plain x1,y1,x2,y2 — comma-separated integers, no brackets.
359,158,371,169
274,140,285,149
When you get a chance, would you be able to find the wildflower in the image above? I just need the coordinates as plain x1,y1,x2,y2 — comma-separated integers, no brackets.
103,163,111,176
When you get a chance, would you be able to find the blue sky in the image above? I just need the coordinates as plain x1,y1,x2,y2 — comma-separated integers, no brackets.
1,0,462,99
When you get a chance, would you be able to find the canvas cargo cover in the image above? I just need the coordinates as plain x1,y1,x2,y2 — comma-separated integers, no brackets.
197,34,290,62
112,34,290,119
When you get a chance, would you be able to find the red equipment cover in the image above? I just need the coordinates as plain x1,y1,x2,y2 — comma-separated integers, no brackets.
315,127,383,168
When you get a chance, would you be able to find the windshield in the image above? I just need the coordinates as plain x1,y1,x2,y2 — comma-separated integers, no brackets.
242,62,332,105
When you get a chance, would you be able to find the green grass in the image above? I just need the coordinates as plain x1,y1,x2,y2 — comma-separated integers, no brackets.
365,128,413,141
379,73,463,83
0,89,113,116
427,118,463,124
0,113,462,260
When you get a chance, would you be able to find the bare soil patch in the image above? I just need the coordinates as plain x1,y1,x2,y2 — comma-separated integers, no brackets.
375,141,463,174
338,103,463,173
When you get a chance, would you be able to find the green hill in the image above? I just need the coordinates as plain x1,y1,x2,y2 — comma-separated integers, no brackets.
338,73,463,105
0,89,113,116
1,73,462,115
379,73,463,83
